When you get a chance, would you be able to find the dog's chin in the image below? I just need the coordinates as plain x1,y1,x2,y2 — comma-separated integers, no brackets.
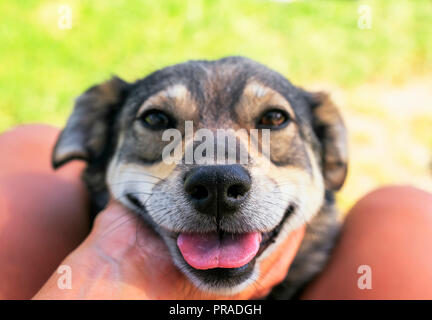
173,253,258,294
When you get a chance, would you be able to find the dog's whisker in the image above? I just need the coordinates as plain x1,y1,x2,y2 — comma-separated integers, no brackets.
98,213,140,240
110,180,158,186
113,192,154,203
119,170,165,181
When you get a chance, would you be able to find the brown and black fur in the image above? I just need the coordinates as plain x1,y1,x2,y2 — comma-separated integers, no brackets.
52,56,348,299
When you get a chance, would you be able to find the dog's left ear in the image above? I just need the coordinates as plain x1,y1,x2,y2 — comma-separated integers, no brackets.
303,91,348,191
52,76,130,169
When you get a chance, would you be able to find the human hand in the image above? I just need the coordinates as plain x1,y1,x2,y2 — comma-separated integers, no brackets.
34,201,305,300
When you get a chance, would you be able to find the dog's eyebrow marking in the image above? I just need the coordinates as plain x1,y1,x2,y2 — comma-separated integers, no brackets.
163,84,188,99
249,83,269,98
137,84,195,116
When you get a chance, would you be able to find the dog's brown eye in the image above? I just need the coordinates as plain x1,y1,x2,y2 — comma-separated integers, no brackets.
140,110,175,130
258,110,289,128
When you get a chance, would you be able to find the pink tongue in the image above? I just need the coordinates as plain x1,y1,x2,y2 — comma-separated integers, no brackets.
177,232,261,270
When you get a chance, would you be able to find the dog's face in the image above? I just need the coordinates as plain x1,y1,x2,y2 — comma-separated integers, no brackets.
53,57,347,294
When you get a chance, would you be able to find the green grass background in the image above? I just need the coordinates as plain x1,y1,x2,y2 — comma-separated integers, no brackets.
0,0,431,210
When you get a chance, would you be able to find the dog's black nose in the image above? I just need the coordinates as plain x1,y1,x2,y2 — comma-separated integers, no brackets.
184,165,251,217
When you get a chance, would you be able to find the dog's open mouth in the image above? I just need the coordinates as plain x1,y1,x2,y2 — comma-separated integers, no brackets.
176,204,294,272
177,232,262,270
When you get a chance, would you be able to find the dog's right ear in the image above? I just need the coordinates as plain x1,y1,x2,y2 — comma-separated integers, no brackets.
52,76,130,169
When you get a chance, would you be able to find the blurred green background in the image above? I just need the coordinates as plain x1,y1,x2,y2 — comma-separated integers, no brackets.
0,0,431,211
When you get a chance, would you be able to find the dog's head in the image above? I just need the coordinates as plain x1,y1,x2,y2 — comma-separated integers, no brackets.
52,57,347,293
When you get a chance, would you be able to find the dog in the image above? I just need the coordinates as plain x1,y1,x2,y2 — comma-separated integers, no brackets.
52,56,347,299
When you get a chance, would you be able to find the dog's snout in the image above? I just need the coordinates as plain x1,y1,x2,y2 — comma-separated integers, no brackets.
184,165,251,217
